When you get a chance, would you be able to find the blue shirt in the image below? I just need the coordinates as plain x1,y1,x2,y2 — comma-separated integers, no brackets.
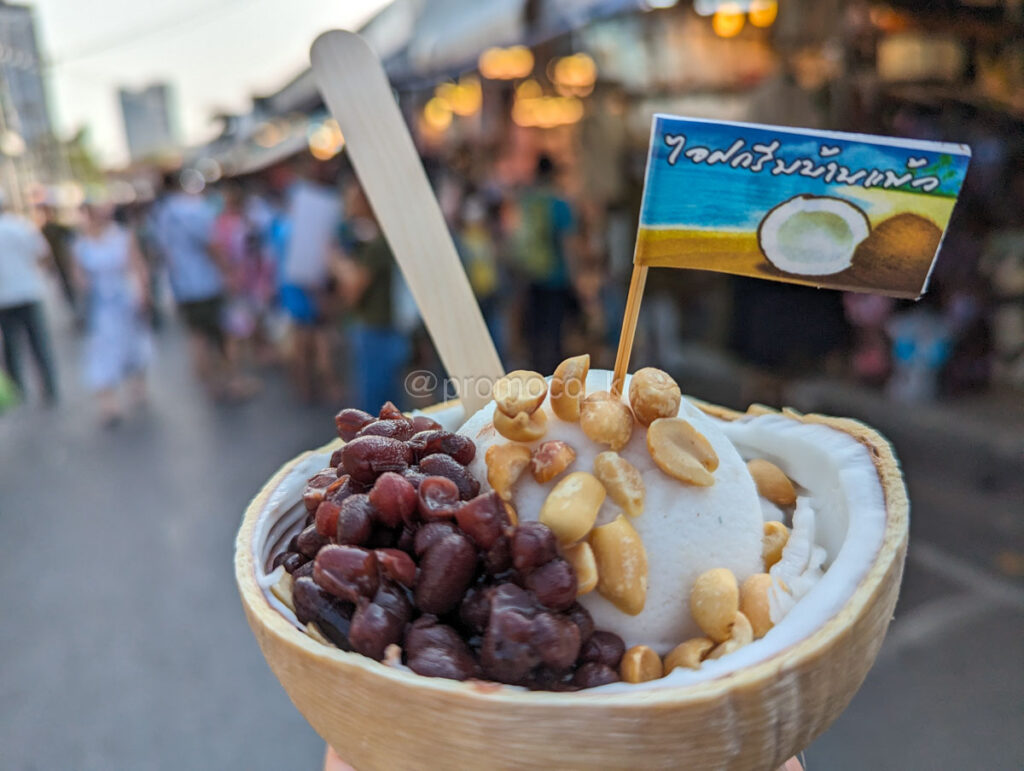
154,193,223,302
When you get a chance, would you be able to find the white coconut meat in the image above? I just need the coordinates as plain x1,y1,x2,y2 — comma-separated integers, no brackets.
758,195,871,276
460,369,764,652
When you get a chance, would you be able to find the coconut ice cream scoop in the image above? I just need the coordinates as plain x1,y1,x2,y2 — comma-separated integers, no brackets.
460,369,764,652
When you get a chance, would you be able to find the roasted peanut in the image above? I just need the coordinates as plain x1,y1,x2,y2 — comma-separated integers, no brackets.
493,370,548,418
530,440,576,483
550,354,590,422
629,367,682,426
493,406,548,442
593,451,645,517
706,611,754,659
663,638,715,672
762,521,790,570
690,568,739,642
539,471,605,544
271,570,295,612
590,514,648,615
580,391,634,451
620,645,662,683
485,443,532,500
747,459,797,506
565,541,598,595
740,573,775,639
646,417,718,486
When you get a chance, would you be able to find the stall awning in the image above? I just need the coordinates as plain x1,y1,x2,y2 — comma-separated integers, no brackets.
406,0,527,75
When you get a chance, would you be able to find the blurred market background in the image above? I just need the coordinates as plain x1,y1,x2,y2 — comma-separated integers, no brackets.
0,0,1022,768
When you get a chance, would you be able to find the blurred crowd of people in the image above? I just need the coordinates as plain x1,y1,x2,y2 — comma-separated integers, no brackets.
0,150,597,425
1,138,1021,425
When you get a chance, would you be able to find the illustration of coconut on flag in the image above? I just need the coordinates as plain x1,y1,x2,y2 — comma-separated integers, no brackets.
633,116,971,298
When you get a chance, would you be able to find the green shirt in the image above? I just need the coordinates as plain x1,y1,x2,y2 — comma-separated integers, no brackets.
352,235,393,328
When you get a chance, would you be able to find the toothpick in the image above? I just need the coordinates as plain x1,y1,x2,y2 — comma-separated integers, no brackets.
611,264,648,397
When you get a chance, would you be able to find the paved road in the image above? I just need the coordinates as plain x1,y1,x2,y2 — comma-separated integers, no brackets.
1,303,1021,770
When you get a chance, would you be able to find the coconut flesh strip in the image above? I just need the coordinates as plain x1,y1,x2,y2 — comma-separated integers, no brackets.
252,370,888,692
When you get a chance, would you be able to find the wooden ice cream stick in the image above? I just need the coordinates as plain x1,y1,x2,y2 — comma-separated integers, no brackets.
611,263,649,397
310,30,504,416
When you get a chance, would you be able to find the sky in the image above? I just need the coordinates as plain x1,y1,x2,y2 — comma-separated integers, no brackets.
31,0,393,165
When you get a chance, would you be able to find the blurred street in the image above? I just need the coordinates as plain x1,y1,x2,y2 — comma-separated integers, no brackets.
1,296,1021,770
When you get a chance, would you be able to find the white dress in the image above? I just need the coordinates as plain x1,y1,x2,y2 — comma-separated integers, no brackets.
75,225,152,390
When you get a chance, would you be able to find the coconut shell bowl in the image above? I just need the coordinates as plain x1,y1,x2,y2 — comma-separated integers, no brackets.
235,397,908,770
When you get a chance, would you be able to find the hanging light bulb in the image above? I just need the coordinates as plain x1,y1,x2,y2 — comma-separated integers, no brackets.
422,97,453,131
552,53,598,96
748,0,778,27
712,3,745,37
308,118,344,160
478,45,534,80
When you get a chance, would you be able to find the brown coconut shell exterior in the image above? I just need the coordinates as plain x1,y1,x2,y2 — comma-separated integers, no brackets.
235,401,908,770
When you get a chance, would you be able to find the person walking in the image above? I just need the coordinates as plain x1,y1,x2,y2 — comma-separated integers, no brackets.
0,192,58,404
512,155,579,374
73,203,152,426
335,183,409,412
212,183,259,364
39,203,81,328
153,171,253,399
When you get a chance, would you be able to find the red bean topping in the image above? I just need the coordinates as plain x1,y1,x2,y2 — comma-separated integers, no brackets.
480,584,541,684
531,612,581,671
373,580,413,625
378,401,405,421
324,475,356,505
579,630,626,669
419,453,480,500
335,408,375,441
375,548,417,588
368,471,418,528
417,476,461,521
348,601,405,660
525,558,577,611
565,603,595,644
292,577,354,650
281,552,307,574
409,414,443,433
396,524,418,554
413,521,457,557
405,618,479,680
302,469,340,512
401,467,429,490
407,430,476,465
356,419,416,441
314,545,379,603
572,661,619,689
454,492,505,549
295,524,330,559
341,436,411,486
315,500,341,538
459,586,492,635
282,400,639,691
415,531,477,615
511,522,559,574
367,525,402,549
481,535,513,576
335,494,376,545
